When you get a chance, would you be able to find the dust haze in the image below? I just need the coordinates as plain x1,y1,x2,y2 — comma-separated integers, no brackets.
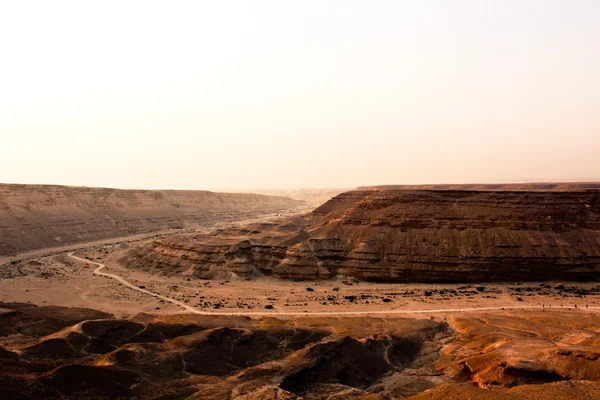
2,2,600,400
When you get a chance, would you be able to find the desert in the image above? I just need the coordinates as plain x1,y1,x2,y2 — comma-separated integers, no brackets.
0,184,308,257
3,2,600,398
2,184,600,399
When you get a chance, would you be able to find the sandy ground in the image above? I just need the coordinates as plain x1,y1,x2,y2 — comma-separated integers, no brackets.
2,237,599,320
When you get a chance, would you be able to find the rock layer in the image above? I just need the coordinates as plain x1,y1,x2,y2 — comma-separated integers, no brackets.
0,184,306,255
127,185,600,282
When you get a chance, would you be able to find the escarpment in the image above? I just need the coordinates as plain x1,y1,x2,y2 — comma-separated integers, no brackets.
126,185,600,282
0,184,307,255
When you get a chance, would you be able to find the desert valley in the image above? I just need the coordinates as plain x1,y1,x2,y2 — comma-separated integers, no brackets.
3,2,599,399
2,183,600,399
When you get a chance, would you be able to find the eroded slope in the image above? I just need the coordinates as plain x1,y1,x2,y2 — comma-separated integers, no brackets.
0,302,446,399
2,303,600,399
127,186,600,282
0,184,306,255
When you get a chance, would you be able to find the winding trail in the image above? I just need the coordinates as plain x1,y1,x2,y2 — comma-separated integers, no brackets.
69,253,201,314
68,253,600,317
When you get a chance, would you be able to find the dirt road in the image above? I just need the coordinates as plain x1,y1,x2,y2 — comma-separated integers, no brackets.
68,253,600,317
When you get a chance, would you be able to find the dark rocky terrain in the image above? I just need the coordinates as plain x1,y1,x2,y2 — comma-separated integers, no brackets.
0,184,306,256
1,302,599,399
126,184,600,282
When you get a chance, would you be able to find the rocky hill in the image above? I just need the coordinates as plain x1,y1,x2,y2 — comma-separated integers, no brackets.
126,184,600,282
0,184,307,256
1,302,599,399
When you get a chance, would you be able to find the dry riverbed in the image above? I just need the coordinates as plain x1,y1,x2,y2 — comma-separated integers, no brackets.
2,240,599,319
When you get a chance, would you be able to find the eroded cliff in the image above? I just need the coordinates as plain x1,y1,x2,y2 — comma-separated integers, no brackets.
126,185,600,282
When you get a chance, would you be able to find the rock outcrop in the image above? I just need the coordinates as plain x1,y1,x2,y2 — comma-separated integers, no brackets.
127,184,600,282
439,310,600,388
2,302,600,399
0,184,307,255
421,310,600,399
0,302,446,399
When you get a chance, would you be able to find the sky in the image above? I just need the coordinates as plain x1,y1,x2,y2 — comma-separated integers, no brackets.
1,1,599,190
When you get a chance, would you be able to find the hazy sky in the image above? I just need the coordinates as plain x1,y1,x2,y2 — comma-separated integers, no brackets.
1,1,599,190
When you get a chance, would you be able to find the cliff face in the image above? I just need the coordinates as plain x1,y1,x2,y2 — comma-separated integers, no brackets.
0,184,307,255
126,186,600,282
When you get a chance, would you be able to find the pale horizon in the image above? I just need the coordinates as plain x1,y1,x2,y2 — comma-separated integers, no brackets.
3,180,600,193
2,1,599,190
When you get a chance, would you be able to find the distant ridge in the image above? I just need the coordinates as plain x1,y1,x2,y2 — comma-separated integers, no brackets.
357,182,600,191
0,183,307,255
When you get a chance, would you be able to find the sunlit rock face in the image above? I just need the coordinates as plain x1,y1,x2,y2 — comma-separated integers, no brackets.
127,184,600,282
